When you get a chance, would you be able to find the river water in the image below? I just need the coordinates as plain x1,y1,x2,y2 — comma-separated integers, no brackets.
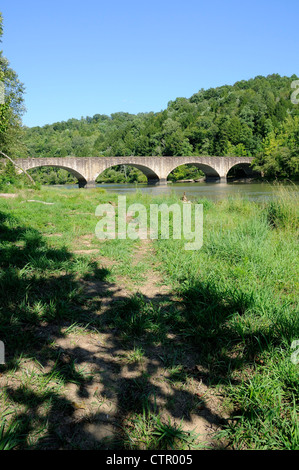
60,180,298,202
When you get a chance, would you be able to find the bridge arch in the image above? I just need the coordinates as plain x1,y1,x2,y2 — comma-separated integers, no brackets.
165,161,221,181
226,162,256,179
26,163,88,187
95,163,160,184
9,156,255,186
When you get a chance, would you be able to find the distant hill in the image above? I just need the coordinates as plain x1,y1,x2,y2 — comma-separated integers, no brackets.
21,74,299,180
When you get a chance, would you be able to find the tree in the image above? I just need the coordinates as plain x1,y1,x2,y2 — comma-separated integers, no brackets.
0,12,26,157
253,116,299,179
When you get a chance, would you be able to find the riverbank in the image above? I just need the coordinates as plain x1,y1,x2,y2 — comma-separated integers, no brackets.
0,186,298,449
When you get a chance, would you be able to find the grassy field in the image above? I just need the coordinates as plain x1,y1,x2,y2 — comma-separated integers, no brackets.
0,185,298,450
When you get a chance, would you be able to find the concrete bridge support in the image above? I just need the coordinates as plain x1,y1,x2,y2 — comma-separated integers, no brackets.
84,181,97,189
9,156,255,187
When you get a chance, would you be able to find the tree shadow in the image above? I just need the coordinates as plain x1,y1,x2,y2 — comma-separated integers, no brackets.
0,209,288,449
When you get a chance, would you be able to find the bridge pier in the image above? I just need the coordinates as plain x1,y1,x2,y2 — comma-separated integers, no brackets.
154,178,168,185
78,180,88,188
147,178,160,185
219,176,227,184
84,181,97,189
205,176,227,183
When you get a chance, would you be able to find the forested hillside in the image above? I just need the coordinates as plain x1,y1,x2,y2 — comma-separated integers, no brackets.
20,74,299,181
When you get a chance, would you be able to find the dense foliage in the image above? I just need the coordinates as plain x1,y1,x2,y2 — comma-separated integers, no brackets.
20,74,299,181
0,13,25,157
0,13,26,189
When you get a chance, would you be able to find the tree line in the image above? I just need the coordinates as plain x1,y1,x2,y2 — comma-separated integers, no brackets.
20,74,299,182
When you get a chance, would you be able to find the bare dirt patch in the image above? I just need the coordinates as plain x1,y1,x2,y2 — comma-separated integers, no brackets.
73,249,99,255
40,239,227,449
0,238,228,450
0,193,17,198
43,233,63,237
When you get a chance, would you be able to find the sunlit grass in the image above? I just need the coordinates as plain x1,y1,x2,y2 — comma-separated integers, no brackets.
0,185,298,449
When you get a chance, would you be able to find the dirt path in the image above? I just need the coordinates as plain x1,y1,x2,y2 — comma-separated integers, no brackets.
45,238,228,449
1,237,228,449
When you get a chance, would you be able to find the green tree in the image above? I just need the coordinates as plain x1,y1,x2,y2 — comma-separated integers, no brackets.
0,13,25,157
253,116,299,179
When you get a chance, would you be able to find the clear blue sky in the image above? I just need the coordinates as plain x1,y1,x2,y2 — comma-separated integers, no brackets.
1,0,298,127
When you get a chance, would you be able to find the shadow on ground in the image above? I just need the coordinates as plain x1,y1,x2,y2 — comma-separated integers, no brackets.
0,210,280,449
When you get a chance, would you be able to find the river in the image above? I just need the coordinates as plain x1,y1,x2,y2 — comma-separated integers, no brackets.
59,180,299,202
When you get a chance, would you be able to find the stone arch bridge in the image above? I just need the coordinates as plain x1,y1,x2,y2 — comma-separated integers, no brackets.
14,156,255,187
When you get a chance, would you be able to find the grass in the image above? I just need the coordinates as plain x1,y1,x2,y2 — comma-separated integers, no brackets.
152,185,299,449
122,403,204,450
0,184,298,450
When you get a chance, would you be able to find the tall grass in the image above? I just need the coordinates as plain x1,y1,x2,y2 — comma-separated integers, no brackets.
263,184,299,231
153,187,299,449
